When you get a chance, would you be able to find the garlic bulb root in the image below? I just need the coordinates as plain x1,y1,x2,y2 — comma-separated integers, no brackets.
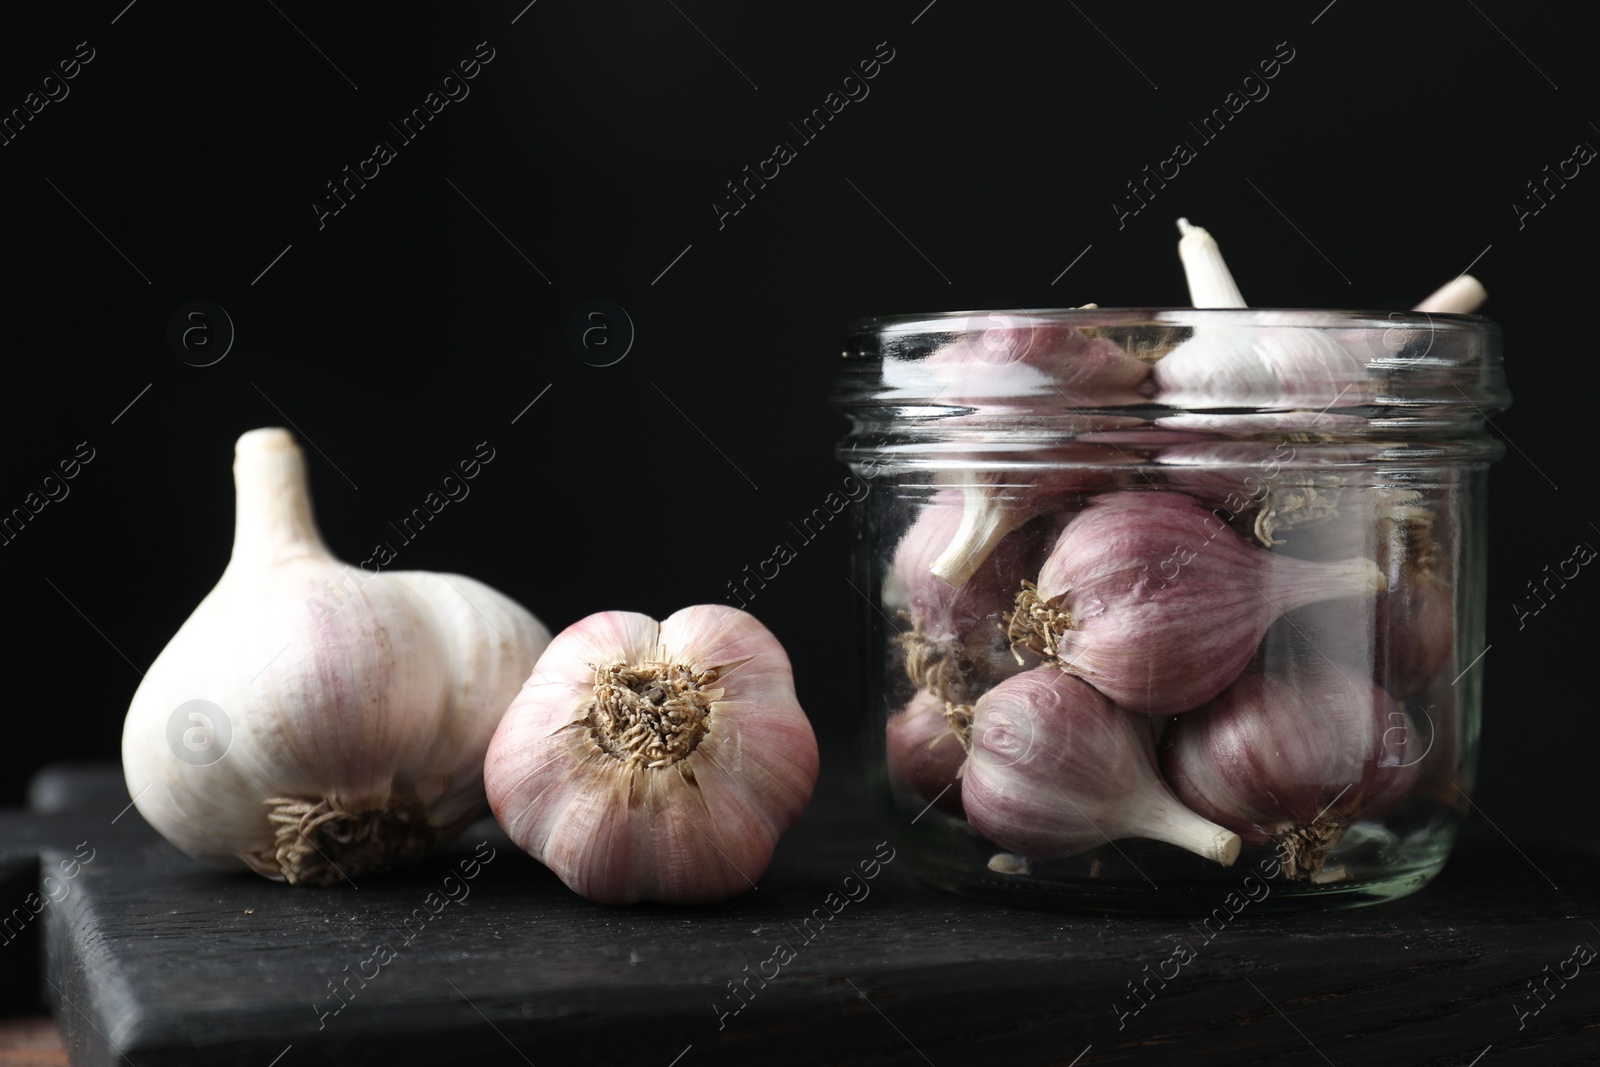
485,606,819,905
1003,580,1072,665
261,796,438,886
1268,816,1348,882
588,661,718,767
897,625,977,702
1253,476,1346,546
1160,660,1421,881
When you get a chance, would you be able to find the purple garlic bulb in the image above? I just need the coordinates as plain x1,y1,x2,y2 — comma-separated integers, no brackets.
1007,490,1384,715
893,492,1052,701
1376,564,1453,698
1155,440,1379,547
885,690,968,814
1160,658,1421,880
962,669,1239,865
916,319,1152,405
1283,506,1454,699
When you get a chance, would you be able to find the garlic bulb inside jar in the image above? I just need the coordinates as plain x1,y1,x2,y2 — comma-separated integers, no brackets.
121,428,551,885
1007,490,1384,715
886,689,969,814
1160,657,1420,880
892,491,1051,702
484,606,819,905
962,669,1239,865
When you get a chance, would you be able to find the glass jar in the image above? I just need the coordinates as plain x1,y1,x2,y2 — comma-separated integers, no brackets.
834,309,1509,912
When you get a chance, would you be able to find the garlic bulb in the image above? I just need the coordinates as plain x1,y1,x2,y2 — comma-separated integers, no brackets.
1160,658,1420,879
1156,219,1370,409
889,318,1150,406
122,428,551,885
1153,319,1370,409
484,606,819,904
1156,441,1378,547
961,669,1239,865
1006,490,1384,714
1283,506,1454,698
894,491,1049,699
884,319,1151,589
1375,561,1453,697
885,689,968,813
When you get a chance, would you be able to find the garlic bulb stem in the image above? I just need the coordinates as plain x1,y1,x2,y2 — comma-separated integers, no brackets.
1176,218,1247,308
930,477,1024,586
961,670,1241,866
1413,274,1487,314
1137,797,1242,867
229,427,332,566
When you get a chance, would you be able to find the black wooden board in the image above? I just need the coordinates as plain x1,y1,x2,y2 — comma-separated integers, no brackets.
7,763,1599,1066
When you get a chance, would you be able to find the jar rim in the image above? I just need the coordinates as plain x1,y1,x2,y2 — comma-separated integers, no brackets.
833,306,1510,435
842,306,1498,342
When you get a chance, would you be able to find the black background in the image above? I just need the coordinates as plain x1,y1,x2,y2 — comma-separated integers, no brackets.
0,1,1593,838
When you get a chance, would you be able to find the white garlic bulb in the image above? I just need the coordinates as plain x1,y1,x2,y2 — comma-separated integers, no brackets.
121,428,551,885
1156,218,1370,409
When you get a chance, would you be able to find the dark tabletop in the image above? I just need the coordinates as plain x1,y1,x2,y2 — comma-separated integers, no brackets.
3,763,1596,1066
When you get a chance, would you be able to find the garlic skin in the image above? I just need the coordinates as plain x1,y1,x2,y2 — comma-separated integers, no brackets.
1283,506,1454,698
885,690,967,813
122,428,551,885
895,491,1051,696
1160,659,1421,879
962,669,1239,865
1156,441,1378,547
1154,321,1371,410
900,319,1151,405
1158,220,1369,409
484,606,818,905
1007,491,1384,714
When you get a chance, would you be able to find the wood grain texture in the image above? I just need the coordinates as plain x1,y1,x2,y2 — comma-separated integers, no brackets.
6,765,1598,1065
0,1019,66,1067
